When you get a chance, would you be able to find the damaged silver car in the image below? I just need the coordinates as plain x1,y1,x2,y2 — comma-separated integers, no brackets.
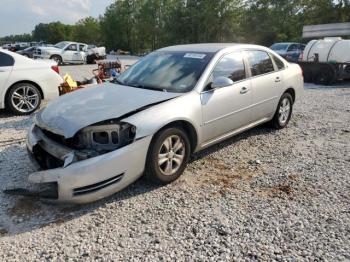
21,44,303,204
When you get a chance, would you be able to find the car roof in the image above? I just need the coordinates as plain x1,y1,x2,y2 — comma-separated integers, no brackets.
272,42,301,45
158,43,241,53
158,43,278,55
58,41,86,45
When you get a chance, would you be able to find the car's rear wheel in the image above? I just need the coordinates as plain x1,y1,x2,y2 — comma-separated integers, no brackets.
271,93,293,129
6,83,41,115
145,127,191,184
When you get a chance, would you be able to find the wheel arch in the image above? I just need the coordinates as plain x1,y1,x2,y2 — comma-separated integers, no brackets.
284,87,295,104
151,120,198,153
50,54,62,60
5,80,44,105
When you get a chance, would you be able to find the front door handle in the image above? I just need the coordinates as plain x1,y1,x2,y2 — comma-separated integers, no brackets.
240,87,248,94
275,77,281,82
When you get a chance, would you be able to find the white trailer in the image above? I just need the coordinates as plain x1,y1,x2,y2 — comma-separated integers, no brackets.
299,23,350,85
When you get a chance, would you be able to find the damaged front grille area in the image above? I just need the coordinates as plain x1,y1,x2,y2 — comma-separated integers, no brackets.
32,144,64,170
72,121,136,153
31,121,136,169
73,173,124,196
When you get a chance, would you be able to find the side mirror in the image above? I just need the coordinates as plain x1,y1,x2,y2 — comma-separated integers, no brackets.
211,76,234,89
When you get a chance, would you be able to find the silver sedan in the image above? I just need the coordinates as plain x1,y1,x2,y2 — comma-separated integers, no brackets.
23,43,303,204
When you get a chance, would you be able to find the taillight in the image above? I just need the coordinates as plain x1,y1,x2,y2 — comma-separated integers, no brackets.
51,65,59,74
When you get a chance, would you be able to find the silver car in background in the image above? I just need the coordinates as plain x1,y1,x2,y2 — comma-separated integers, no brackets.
24,43,303,204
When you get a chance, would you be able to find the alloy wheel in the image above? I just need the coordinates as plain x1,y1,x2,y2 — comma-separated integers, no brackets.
278,98,291,125
11,85,40,113
158,135,186,176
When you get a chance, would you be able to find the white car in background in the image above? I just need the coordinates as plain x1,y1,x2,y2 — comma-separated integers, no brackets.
34,41,88,65
0,49,63,115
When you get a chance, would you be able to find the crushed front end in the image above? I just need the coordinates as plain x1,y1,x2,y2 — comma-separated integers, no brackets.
22,120,152,204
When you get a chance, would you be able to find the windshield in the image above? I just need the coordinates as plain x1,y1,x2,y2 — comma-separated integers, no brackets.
270,43,289,51
116,51,214,93
54,41,69,49
24,47,34,51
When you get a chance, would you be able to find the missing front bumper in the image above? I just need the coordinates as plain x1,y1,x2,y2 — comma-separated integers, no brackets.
4,182,58,200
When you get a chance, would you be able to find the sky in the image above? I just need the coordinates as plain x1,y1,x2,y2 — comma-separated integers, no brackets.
0,0,115,37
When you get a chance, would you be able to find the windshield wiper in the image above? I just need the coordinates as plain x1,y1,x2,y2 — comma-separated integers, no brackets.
126,82,166,92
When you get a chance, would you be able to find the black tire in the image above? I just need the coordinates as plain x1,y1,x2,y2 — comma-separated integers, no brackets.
86,54,97,64
303,67,313,83
50,55,62,65
145,127,191,184
6,83,41,115
271,93,293,129
313,68,335,85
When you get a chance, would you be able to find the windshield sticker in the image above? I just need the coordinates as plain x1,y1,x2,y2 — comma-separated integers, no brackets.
184,53,206,59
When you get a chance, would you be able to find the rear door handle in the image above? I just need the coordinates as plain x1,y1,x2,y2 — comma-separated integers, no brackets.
240,87,248,94
275,77,281,83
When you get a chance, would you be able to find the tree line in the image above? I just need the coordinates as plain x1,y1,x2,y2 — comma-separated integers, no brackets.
1,0,350,53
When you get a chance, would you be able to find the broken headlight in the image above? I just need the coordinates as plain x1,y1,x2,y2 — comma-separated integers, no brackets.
71,122,136,153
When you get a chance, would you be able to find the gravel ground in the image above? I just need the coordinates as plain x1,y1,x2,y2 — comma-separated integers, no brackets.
0,83,349,261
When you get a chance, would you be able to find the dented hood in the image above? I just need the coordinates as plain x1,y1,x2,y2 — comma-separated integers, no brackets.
35,83,181,138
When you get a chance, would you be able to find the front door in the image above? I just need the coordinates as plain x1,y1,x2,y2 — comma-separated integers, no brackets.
63,44,79,63
201,51,252,143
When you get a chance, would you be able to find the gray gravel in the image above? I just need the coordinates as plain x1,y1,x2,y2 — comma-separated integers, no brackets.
0,83,349,261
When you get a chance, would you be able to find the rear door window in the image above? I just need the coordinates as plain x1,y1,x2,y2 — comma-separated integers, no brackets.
0,52,15,67
271,54,285,70
246,50,275,76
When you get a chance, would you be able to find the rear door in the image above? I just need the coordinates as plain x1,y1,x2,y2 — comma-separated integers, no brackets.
201,51,252,143
0,52,14,106
246,50,281,122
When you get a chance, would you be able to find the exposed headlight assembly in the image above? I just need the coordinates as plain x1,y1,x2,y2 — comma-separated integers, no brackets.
73,122,136,153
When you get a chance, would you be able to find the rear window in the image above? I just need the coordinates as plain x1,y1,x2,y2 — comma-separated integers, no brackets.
272,54,285,70
270,43,289,51
0,52,15,67
247,51,275,76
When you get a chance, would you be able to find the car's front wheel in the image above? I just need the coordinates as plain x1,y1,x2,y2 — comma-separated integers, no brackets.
145,127,191,184
6,83,41,115
271,93,293,129
50,55,62,65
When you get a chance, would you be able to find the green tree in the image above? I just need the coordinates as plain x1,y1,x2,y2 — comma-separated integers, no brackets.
72,17,102,45
32,22,73,44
